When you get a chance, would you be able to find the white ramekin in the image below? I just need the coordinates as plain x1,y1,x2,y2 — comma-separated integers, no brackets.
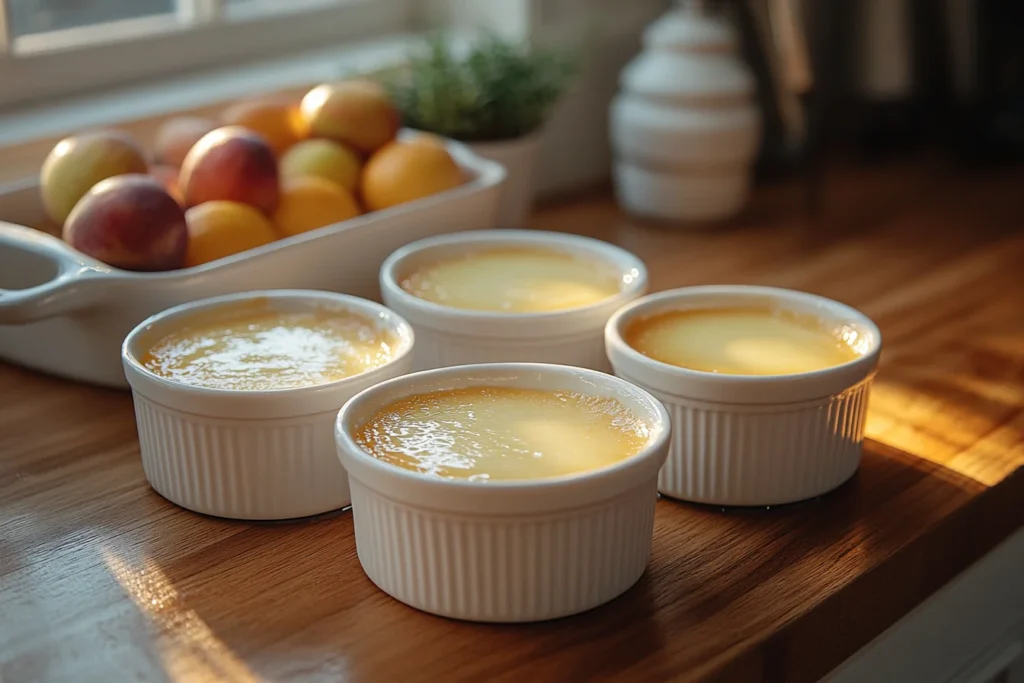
605,285,882,507
379,230,647,372
335,362,671,623
122,289,414,520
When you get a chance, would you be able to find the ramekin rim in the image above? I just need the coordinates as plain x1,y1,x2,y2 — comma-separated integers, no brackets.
605,285,883,385
121,289,416,399
378,229,649,325
335,362,671,492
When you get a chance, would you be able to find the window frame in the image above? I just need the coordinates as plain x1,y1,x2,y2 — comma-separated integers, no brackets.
0,0,413,110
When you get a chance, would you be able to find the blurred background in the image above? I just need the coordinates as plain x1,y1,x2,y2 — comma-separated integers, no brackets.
2,0,1023,210
7,0,176,34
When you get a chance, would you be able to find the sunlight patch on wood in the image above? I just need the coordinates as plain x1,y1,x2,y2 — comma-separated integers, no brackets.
102,549,258,683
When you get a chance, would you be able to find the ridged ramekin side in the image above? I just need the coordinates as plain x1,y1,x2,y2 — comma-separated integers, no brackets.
349,478,658,622
612,375,873,506
133,395,349,520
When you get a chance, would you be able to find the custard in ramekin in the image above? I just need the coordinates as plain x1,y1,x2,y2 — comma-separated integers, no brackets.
335,362,671,622
606,285,882,506
380,230,647,372
122,289,414,520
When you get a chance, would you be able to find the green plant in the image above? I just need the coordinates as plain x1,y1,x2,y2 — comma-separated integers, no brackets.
384,33,577,142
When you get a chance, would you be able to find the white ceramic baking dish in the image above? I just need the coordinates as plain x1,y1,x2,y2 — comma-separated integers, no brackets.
335,362,671,623
122,289,414,520
605,285,882,506
0,132,502,388
379,229,648,372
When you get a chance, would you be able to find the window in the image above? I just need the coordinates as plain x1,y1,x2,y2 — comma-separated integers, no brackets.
0,0,413,109
7,0,176,37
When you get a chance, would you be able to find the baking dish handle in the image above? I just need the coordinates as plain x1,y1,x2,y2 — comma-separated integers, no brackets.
0,222,111,325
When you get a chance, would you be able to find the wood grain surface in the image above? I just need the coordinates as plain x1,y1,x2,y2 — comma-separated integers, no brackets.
2,160,1023,683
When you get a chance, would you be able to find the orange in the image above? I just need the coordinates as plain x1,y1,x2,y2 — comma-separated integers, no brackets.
272,177,361,237
361,140,466,212
220,99,306,156
184,200,278,267
279,139,361,193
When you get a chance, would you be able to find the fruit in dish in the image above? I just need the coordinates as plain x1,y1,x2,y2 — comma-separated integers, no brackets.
63,174,187,272
153,116,218,168
300,80,401,154
36,80,467,272
41,131,149,225
272,177,361,238
179,126,280,213
361,139,465,211
220,99,306,156
279,139,362,193
183,201,278,267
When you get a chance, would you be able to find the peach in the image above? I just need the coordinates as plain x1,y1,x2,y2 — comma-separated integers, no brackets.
184,200,278,267
40,131,148,225
63,174,187,271
153,116,217,167
279,139,361,193
300,80,400,154
361,139,466,212
220,99,306,156
179,126,279,213
272,177,360,237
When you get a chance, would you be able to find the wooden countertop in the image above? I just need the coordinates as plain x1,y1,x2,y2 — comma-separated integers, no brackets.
2,160,1023,683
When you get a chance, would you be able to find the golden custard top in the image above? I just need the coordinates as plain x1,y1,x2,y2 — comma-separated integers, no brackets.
625,306,862,376
140,301,397,391
399,246,622,313
353,386,650,481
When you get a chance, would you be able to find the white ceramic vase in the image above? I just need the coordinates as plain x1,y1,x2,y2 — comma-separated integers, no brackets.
468,135,541,228
610,0,761,224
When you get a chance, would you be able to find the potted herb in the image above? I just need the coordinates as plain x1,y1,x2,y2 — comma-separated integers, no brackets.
385,33,577,227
